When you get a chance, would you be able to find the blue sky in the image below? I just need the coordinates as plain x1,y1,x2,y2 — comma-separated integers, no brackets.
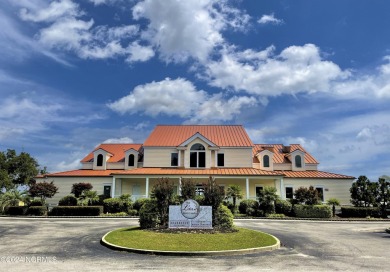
1,0,390,180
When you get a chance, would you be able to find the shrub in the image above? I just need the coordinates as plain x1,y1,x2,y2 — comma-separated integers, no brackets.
293,205,331,218
101,212,128,217
71,183,93,198
203,177,225,227
341,206,381,218
238,199,259,216
180,178,196,200
215,204,234,230
6,206,27,215
139,199,159,229
267,213,286,218
26,206,47,216
103,198,132,214
133,198,149,213
128,209,138,216
50,206,103,216
194,195,205,205
293,186,320,205
150,177,175,228
58,195,78,206
29,199,44,206
275,199,292,216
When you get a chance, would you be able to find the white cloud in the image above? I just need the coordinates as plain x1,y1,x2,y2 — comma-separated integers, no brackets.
19,0,82,23
55,158,81,172
108,77,256,122
103,137,134,143
205,44,348,96
258,13,284,25
126,42,155,63
87,0,122,6
132,0,249,63
108,78,206,117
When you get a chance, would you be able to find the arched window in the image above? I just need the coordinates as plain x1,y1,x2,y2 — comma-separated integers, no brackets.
128,154,135,167
190,143,206,168
295,155,302,168
97,154,103,167
263,155,270,167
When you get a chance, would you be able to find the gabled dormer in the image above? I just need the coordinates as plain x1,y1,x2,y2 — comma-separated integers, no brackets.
256,149,274,171
93,148,113,170
288,149,306,171
124,148,139,170
178,132,219,169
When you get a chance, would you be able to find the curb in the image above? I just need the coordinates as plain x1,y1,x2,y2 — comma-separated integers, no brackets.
100,229,280,256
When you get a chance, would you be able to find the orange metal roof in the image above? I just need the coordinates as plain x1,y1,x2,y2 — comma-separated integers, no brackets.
143,125,254,147
275,170,354,179
81,144,143,163
43,168,281,177
252,144,319,164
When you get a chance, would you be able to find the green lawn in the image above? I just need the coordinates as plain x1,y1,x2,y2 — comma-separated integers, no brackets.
104,227,277,251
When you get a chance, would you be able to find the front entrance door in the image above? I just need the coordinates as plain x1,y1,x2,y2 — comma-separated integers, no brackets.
104,185,111,198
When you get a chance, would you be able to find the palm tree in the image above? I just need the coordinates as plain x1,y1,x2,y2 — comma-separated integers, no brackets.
226,184,243,214
327,198,340,217
0,189,29,213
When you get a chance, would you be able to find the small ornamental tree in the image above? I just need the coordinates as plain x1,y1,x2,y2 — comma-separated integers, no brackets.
350,175,376,207
294,186,320,205
226,184,243,214
203,176,225,227
180,178,196,200
150,177,175,228
28,181,58,204
71,183,93,198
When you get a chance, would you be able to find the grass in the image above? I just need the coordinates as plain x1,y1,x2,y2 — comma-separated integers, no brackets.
104,227,277,251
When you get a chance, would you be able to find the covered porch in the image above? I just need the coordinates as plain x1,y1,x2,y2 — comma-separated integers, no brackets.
111,169,285,201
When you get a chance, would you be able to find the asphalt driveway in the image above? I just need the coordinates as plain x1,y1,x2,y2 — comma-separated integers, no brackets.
0,217,389,272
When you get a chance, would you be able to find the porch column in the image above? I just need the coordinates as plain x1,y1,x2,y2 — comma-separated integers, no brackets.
246,178,249,199
280,177,284,200
145,177,149,198
111,177,116,198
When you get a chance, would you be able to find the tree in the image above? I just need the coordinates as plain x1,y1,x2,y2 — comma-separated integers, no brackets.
180,178,196,200
225,184,243,214
71,183,93,198
294,186,320,205
376,176,390,218
258,186,278,215
151,177,175,228
327,198,340,217
28,181,58,204
350,175,376,207
0,189,29,213
203,176,225,226
0,149,41,190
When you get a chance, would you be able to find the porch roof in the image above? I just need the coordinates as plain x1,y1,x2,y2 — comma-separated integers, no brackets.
275,170,355,179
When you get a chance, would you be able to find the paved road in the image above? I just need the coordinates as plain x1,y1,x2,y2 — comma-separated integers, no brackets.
0,217,389,272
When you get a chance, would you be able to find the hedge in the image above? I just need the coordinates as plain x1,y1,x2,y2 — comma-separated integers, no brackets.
50,206,103,216
293,205,331,218
26,206,47,216
103,198,132,214
275,199,292,216
29,199,44,206
5,206,28,215
58,195,78,206
341,206,381,218
238,199,259,216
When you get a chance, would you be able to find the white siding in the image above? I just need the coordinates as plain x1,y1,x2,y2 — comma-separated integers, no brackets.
143,147,178,167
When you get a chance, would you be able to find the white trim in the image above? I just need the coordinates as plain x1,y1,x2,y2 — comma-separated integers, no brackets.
178,132,217,147
111,177,116,198
145,177,149,198
246,178,249,200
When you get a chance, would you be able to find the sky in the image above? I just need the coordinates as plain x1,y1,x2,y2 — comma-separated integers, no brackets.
1,0,390,181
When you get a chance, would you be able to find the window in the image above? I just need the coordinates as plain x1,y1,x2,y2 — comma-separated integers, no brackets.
316,187,324,202
217,153,224,167
263,155,270,167
190,143,206,168
171,153,178,167
285,186,293,199
255,186,263,200
295,155,302,168
103,185,111,197
97,154,103,167
128,154,135,167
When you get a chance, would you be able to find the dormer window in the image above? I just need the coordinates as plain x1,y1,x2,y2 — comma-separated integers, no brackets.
97,154,103,167
295,155,302,168
263,155,270,167
128,154,135,167
190,143,206,168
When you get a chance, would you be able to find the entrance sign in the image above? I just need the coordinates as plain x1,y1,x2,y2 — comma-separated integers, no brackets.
169,199,212,229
